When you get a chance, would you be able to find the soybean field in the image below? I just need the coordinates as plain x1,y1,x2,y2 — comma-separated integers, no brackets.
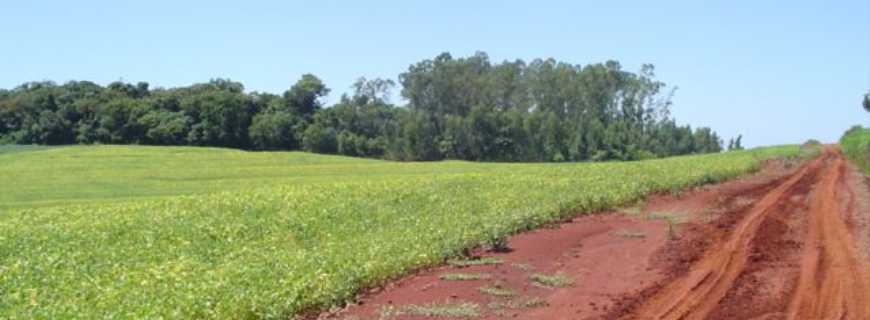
0,145,800,319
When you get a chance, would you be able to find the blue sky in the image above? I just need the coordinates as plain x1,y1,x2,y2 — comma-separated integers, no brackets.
1,0,868,147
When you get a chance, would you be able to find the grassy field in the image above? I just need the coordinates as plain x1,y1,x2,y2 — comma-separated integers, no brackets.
841,126,870,174
0,145,53,156
0,145,799,319
0,146,512,210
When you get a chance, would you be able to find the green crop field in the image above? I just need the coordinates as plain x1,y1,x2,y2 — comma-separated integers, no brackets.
0,145,799,319
840,126,870,174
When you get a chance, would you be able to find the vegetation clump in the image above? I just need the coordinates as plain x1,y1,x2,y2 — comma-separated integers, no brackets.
840,126,870,174
447,257,504,267
439,273,491,281
529,272,573,288
478,284,516,297
487,297,548,310
402,302,480,318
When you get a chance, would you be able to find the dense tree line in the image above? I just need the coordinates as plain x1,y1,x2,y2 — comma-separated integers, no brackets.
0,52,725,162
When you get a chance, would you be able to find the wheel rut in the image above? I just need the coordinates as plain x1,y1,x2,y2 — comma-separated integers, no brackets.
623,151,822,320
622,147,870,320
786,151,870,320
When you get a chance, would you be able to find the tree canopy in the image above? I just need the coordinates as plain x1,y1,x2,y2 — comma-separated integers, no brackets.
0,52,725,162
863,91,869,113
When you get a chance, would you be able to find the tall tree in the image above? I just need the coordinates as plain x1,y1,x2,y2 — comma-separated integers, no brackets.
284,74,330,116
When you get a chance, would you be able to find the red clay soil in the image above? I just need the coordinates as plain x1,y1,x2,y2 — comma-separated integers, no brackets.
319,147,870,320
785,152,870,319
613,146,870,320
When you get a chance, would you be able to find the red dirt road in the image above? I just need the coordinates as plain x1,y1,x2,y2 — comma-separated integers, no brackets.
322,147,870,320
786,153,870,319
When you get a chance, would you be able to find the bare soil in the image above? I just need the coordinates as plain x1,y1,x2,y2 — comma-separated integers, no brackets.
319,147,870,320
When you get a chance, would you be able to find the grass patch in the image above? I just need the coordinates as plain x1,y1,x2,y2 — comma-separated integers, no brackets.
402,302,480,318
644,211,683,221
478,284,516,297
529,272,572,288
439,273,491,281
376,305,402,319
447,257,504,267
487,297,548,310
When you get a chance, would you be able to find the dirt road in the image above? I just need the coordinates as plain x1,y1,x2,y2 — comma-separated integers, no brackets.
786,152,870,319
323,147,870,320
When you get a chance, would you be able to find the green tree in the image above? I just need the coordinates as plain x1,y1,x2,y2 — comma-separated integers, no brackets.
93,98,143,143
137,110,190,145
249,111,301,150
31,110,73,144
301,116,338,154
181,82,253,148
285,74,330,116
863,92,869,112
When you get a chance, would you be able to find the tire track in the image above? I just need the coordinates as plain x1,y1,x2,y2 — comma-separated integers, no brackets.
624,147,870,320
625,151,824,320
786,150,870,320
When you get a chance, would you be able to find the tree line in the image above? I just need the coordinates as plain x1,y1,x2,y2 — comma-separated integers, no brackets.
0,52,729,162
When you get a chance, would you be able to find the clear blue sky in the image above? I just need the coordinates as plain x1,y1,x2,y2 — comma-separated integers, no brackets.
2,0,868,147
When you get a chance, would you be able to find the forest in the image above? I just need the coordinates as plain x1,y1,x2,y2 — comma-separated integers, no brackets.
0,52,732,162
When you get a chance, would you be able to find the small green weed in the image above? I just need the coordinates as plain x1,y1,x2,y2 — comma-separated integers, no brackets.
487,297,548,310
478,284,516,297
529,272,572,288
403,302,480,318
447,257,504,267
439,273,491,281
